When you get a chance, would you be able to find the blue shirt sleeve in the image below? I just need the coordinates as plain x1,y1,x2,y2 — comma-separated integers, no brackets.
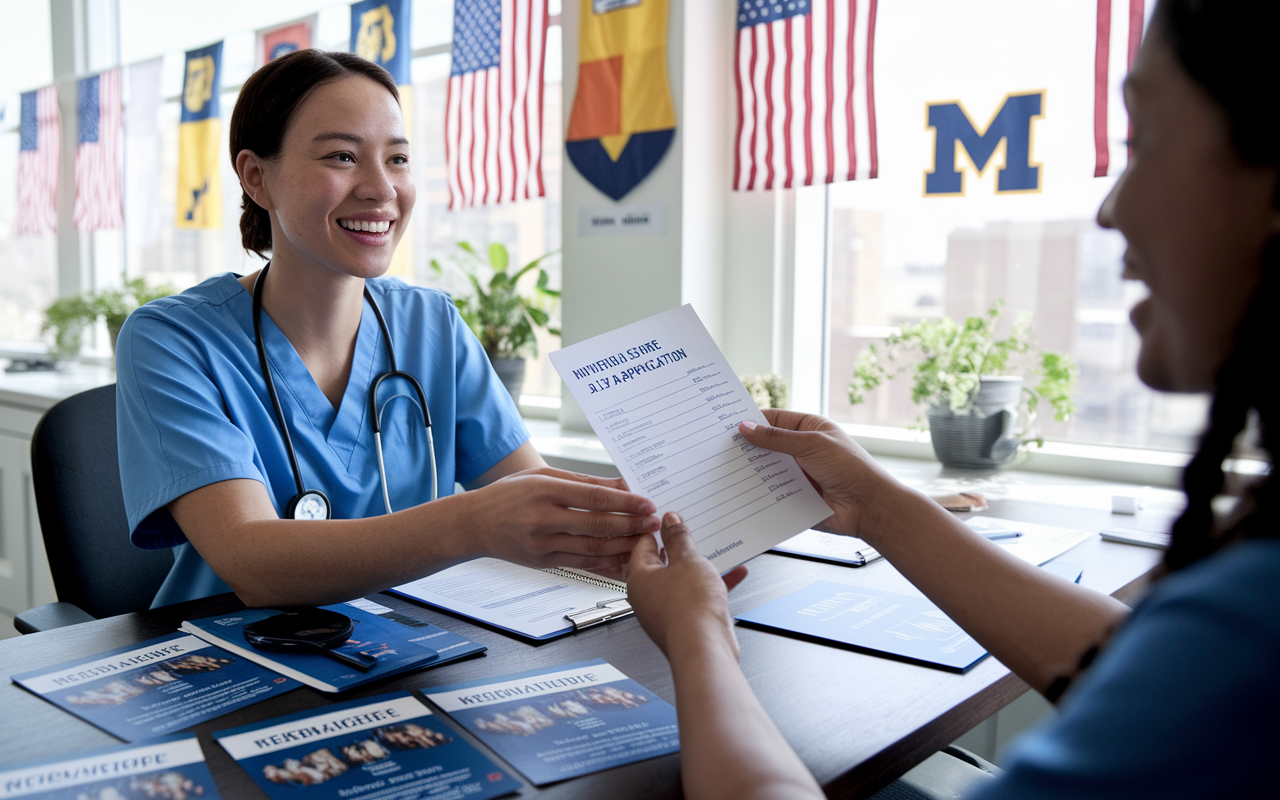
970,540,1280,799
116,307,266,549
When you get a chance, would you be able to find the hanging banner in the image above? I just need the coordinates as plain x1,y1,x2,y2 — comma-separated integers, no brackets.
351,0,412,84
176,41,223,230
74,68,124,231
445,0,549,208
14,85,60,236
256,16,316,67
125,58,163,248
565,0,676,202
734,0,880,191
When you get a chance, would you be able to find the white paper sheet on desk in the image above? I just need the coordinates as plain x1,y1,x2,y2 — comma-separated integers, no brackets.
549,304,833,572
972,517,1093,565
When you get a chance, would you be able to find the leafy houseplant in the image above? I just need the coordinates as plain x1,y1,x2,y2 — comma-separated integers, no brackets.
432,242,561,400
740,373,788,410
848,302,1078,468
42,278,177,362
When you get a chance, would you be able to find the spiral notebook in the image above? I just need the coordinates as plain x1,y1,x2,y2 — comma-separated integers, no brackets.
392,558,632,641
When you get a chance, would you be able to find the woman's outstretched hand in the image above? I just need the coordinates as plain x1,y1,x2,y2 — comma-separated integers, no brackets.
626,512,749,659
469,467,660,579
737,409,904,541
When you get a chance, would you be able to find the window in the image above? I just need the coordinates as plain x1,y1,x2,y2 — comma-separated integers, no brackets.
816,1,1208,452
0,0,55,347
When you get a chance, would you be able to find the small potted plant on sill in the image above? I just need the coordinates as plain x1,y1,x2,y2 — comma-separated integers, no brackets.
42,278,177,365
432,242,561,401
847,301,1078,469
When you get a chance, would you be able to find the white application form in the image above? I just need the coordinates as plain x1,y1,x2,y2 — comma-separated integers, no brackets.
550,304,832,572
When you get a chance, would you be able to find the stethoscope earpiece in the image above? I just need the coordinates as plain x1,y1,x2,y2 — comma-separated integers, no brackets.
252,262,435,522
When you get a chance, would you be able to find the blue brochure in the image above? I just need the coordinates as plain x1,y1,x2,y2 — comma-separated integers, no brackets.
214,691,520,800
11,632,298,742
181,598,484,693
0,733,221,799
736,581,990,672
423,658,680,786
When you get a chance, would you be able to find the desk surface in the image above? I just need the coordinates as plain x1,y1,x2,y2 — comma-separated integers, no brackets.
0,498,1163,799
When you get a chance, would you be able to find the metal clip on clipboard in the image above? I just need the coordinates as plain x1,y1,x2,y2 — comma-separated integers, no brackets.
565,598,633,631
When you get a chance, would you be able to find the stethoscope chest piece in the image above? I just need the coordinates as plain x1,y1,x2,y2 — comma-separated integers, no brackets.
286,489,332,520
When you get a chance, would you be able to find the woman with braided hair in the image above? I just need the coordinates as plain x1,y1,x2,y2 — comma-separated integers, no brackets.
624,1,1280,798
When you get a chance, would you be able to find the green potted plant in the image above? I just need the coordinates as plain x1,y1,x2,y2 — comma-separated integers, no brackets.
740,373,788,410
42,278,177,363
847,301,1078,468
432,242,560,401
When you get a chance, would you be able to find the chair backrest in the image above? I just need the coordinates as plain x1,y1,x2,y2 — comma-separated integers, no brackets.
30,384,173,618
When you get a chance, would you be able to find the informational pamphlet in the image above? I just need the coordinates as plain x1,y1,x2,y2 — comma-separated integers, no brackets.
550,305,833,572
0,733,221,799
214,692,519,800
423,658,679,785
182,598,483,693
11,633,298,742
965,517,1093,566
392,560,630,640
736,581,990,672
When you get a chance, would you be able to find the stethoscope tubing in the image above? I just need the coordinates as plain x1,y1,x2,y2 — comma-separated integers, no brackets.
252,262,437,518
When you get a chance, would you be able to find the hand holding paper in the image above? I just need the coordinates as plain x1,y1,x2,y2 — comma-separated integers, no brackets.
550,305,832,571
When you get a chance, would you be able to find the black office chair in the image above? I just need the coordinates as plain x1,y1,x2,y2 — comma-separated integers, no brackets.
14,384,174,634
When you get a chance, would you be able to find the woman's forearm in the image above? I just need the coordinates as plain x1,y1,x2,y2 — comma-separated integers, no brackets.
173,479,486,607
861,483,1131,695
667,629,823,800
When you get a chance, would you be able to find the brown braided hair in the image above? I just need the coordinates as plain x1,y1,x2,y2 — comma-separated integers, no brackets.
228,50,400,260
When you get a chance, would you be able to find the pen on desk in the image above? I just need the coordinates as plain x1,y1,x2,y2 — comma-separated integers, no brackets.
977,530,1022,540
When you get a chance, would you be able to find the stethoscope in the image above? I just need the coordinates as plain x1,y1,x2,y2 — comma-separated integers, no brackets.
252,262,437,520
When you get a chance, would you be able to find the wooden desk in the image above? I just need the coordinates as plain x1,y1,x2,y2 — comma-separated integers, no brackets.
0,498,1162,799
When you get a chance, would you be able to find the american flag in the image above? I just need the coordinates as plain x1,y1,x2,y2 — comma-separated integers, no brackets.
14,86,60,236
734,0,879,192
74,69,124,231
446,0,548,208
1094,0,1146,177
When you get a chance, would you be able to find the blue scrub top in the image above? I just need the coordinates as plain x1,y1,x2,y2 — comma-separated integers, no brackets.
115,273,529,607
971,538,1280,798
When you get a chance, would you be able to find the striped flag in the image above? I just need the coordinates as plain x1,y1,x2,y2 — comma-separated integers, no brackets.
734,0,879,192
14,86,60,236
1094,0,1147,177
74,69,124,231
446,0,548,208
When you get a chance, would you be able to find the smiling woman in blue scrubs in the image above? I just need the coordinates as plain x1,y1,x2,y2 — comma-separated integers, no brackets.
115,50,659,609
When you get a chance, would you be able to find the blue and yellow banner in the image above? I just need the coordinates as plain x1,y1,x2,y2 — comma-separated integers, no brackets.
176,41,223,229
566,0,676,201
351,0,412,85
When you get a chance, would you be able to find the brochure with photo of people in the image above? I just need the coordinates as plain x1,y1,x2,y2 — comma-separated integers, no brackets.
181,598,484,692
423,658,680,785
0,733,221,799
213,692,520,800
11,632,299,742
